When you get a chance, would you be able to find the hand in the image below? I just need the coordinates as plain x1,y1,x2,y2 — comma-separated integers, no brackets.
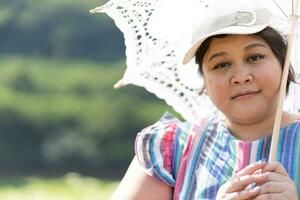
216,161,267,200
254,162,298,200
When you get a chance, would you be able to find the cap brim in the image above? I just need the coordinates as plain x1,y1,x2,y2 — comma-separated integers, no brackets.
182,24,268,64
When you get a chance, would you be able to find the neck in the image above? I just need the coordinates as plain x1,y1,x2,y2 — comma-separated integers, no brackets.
224,111,299,141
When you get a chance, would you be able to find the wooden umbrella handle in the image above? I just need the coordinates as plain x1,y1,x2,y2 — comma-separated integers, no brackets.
269,14,298,162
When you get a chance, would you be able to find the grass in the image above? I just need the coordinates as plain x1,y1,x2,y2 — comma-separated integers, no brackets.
0,173,118,200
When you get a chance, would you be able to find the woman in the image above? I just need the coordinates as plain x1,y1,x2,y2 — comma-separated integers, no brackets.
110,2,300,200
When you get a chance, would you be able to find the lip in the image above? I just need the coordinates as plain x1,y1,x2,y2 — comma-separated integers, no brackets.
231,90,261,99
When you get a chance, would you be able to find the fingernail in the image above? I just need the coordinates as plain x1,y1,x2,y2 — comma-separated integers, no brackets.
258,158,267,163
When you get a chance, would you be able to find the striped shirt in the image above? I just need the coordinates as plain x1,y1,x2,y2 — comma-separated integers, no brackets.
135,112,300,199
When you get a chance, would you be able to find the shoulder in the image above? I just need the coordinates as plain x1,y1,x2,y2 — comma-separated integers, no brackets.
282,112,300,127
135,112,215,153
135,112,189,149
134,112,187,186
134,112,215,184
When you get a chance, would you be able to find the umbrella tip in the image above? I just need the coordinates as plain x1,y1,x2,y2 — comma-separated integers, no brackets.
89,7,103,14
113,79,125,89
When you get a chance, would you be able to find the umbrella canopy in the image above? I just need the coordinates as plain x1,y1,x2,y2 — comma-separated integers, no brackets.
90,0,300,122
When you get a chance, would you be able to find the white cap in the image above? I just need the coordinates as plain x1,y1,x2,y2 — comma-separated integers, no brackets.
182,0,272,64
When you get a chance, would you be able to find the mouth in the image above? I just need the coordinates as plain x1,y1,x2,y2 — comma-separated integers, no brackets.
231,90,261,99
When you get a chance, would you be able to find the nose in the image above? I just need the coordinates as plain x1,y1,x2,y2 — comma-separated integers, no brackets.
230,66,253,85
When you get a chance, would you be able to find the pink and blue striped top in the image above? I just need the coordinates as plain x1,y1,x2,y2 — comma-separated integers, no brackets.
135,112,300,199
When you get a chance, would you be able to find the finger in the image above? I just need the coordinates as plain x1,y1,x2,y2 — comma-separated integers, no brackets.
259,181,285,194
262,162,289,176
226,174,266,193
223,186,260,200
255,174,297,200
263,171,291,182
253,171,291,186
235,161,267,176
255,193,289,200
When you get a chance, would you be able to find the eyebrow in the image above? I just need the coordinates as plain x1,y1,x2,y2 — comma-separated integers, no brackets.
208,52,226,61
244,43,267,51
208,42,267,62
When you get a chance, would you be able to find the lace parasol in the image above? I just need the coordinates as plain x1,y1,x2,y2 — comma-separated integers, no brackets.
90,0,300,122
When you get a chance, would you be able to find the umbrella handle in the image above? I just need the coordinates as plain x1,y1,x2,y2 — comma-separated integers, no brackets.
269,14,298,162
293,0,299,16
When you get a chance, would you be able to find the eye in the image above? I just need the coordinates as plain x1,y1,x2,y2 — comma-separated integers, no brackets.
247,54,265,62
213,62,231,70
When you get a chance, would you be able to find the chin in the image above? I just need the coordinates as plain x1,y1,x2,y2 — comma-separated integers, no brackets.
226,107,273,125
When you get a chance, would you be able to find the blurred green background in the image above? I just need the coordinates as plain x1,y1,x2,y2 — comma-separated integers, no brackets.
0,0,177,199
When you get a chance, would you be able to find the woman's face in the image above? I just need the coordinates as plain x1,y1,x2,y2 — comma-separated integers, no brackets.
202,34,282,125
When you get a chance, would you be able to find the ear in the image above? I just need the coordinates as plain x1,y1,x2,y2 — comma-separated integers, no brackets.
199,69,208,95
198,84,207,95
203,80,207,89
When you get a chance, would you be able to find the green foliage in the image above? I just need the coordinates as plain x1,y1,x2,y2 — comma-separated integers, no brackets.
0,173,118,200
0,0,181,178
0,55,177,177
0,0,123,60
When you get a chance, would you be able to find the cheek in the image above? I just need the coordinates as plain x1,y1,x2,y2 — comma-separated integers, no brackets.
256,65,282,93
204,75,229,105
